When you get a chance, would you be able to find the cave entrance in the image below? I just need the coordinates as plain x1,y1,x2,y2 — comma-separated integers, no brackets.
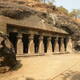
34,35,39,53
58,37,61,52
8,32,18,53
22,34,29,54
43,36,48,53
64,38,67,51
51,37,56,52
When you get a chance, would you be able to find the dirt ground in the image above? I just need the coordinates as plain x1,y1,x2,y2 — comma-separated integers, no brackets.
0,53,80,80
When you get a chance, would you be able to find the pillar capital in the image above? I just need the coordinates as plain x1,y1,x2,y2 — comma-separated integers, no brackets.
61,37,64,41
17,33,22,39
68,36,72,40
47,37,52,41
39,35,44,40
66,36,71,40
55,37,59,41
29,34,34,40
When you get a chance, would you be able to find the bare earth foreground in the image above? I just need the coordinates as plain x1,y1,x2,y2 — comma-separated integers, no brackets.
0,53,80,80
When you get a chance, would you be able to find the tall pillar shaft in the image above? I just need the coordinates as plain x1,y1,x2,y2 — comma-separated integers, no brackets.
38,36,44,55
47,37,52,54
17,34,23,55
66,37,73,53
54,37,59,53
60,38,65,53
28,34,35,55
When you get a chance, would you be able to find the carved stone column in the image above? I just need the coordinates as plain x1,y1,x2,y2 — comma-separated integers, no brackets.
47,37,52,54
66,37,73,53
60,38,65,53
28,34,35,55
17,34,23,55
38,35,44,55
54,37,59,53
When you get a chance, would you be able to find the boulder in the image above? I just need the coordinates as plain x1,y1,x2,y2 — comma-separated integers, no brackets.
0,32,17,73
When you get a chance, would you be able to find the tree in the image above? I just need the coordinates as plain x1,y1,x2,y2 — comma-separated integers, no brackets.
41,0,55,3
57,6,69,15
29,0,41,2
69,9,80,19
47,0,55,5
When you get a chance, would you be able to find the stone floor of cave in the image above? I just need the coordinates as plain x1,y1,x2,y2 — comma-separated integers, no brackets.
0,53,80,80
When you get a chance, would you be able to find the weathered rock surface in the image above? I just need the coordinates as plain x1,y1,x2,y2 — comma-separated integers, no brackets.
0,0,80,50
0,33,17,73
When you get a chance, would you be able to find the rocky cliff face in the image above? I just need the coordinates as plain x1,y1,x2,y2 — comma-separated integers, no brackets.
0,0,80,51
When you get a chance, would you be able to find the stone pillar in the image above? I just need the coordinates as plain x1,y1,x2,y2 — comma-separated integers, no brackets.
17,34,23,55
47,37,52,55
66,37,73,53
28,34,35,55
60,38,65,53
54,37,59,53
38,35,44,55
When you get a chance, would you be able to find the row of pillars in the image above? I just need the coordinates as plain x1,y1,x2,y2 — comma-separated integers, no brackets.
17,33,72,55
